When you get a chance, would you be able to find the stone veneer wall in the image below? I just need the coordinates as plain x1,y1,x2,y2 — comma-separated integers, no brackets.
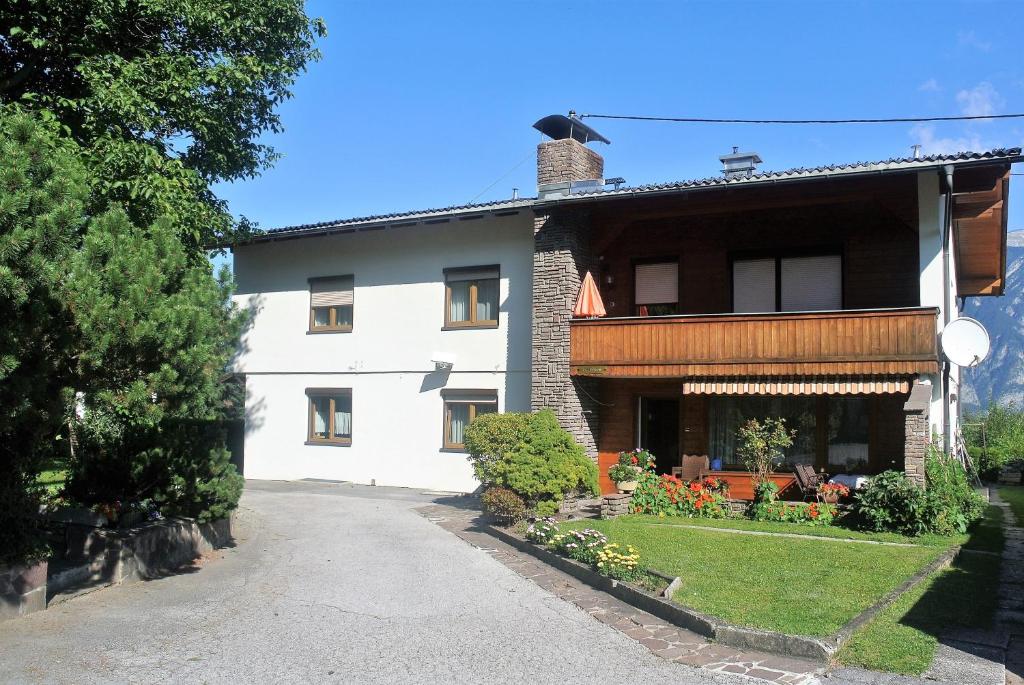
903,381,931,487
531,206,600,457
536,139,604,186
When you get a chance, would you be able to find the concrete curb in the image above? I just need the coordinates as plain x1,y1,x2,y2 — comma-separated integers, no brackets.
484,523,961,663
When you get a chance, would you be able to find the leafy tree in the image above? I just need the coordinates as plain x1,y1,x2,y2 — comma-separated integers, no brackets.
0,109,85,564
0,0,326,250
964,403,1024,479
736,417,795,490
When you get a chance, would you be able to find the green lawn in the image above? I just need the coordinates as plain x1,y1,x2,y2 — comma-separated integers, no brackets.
562,516,944,636
836,505,1004,674
998,485,1024,525
621,514,978,549
37,459,68,497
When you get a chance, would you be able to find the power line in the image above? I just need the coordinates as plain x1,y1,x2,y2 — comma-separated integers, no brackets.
579,112,1024,125
468,150,534,203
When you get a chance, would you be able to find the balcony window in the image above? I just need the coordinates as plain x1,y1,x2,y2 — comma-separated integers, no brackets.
732,254,842,313
634,261,678,316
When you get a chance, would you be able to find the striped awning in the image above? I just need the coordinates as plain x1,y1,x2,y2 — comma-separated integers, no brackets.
681,376,912,395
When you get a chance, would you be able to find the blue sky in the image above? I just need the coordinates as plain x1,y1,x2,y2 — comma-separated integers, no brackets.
215,0,1022,234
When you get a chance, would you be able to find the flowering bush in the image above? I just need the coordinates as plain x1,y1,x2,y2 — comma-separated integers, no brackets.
595,543,642,581
608,463,640,484
752,500,836,525
550,528,609,564
525,517,560,544
620,448,656,471
481,486,527,524
631,472,730,518
817,482,850,501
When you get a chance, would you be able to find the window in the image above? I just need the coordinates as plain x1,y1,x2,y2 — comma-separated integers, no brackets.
827,397,870,473
444,266,499,328
732,254,842,313
306,388,352,445
708,396,817,468
442,390,497,450
634,261,678,316
309,276,354,332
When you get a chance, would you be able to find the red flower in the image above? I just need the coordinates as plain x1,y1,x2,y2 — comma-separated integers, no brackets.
689,482,702,493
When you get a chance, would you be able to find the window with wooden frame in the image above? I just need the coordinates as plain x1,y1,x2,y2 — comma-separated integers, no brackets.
444,265,499,329
442,389,497,450
306,388,352,446
309,276,354,332
731,252,842,313
634,260,679,316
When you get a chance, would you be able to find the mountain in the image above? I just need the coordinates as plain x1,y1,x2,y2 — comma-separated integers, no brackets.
961,230,1024,410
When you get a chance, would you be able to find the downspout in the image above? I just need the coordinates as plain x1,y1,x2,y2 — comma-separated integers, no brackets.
941,165,954,451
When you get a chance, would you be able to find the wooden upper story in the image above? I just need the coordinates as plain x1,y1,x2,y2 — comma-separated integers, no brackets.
562,165,1011,378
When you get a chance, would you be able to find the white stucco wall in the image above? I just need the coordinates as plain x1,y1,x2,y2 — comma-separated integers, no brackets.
231,212,533,492
917,169,962,446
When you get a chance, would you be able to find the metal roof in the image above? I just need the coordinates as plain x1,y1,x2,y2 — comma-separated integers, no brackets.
536,147,1022,205
238,197,536,244
238,147,1020,245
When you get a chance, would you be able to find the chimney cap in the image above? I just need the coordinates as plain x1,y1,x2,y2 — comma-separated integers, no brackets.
533,113,610,145
719,149,763,164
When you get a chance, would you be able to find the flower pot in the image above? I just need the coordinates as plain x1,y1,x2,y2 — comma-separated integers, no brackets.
822,493,839,505
617,480,638,494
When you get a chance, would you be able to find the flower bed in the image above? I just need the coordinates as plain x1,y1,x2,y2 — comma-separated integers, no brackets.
526,517,647,584
631,473,730,519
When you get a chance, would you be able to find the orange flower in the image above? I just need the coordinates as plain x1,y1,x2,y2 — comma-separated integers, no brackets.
689,482,702,493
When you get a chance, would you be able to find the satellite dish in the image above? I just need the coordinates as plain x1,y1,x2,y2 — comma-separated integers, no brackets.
940,317,990,367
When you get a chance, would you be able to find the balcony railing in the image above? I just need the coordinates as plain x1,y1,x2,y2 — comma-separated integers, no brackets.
569,307,939,378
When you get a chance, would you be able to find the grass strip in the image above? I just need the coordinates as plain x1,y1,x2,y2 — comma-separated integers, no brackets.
562,516,941,637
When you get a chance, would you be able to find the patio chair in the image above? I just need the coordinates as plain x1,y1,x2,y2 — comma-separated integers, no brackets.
672,454,709,482
793,463,826,501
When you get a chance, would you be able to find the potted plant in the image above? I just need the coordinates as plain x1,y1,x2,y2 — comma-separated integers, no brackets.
817,481,850,505
609,448,654,493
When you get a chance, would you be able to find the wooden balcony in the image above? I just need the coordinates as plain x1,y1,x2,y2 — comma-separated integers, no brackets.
569,307,940,379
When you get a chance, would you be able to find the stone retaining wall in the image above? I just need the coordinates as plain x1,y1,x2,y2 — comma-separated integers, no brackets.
601,493,633,518
0,561,47,621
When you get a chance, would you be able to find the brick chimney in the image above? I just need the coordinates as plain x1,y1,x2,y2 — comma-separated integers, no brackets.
537,138,604,186
532,113,609,197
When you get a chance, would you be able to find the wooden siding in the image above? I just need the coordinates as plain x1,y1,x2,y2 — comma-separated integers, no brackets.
571,307,939,378
954,166,1011,296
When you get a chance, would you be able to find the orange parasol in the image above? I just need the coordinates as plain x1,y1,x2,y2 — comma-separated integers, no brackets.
573,271,607,318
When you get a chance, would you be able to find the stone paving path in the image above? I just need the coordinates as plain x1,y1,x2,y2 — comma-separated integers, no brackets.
920,488,1021,685
418,502,825,685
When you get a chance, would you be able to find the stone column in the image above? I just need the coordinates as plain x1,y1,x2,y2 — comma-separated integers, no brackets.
903,381,931,487
531,206,600,457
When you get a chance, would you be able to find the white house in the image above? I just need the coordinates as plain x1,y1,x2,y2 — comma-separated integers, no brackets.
231,201,534,493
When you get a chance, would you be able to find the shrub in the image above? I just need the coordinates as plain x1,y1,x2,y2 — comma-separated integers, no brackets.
925,447,985,535
479,410,599,516
464,412,532,482
551,528,608,564
608,448,654,484
595,543,642,581
752,500,836,525
964,403,1024,480
525,517,560,544
854,470,931,536
480,486,526,525
737,417,795,487
632,473,730,519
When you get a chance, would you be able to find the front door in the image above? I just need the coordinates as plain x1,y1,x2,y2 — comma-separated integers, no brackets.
639,397,680,475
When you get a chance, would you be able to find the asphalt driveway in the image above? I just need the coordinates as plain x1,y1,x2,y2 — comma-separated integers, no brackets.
0,480,759,684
